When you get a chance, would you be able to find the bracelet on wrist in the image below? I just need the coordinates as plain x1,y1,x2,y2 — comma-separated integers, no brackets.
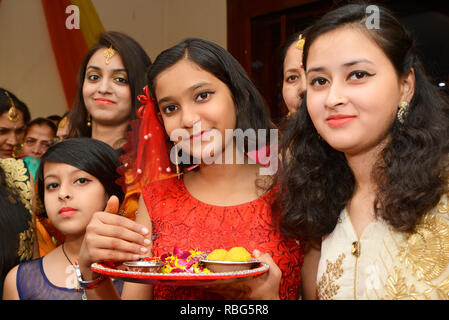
74,262,107,290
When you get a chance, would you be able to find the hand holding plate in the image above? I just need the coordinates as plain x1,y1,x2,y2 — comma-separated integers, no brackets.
78,195,152,279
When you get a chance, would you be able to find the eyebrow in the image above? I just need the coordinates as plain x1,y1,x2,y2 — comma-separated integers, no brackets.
157,81,212,105
306,66,325,75
285,68,301,74
36,139,52,144
0,125,25,130
343,59,374,67
306,59,374,75
43,168,84,181
86,66,127,73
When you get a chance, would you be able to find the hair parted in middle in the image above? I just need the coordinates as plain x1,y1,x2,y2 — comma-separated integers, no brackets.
147,38,276,147
277,3,449,241
116,38,278,215
24,117,57,137
68,31,152,139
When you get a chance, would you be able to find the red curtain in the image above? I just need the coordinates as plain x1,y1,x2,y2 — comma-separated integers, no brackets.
41,0,88,109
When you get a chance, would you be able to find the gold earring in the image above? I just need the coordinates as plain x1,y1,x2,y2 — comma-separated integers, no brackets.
12,144,22,158
86,113,92,127
397,100,409,124
174,144,181,179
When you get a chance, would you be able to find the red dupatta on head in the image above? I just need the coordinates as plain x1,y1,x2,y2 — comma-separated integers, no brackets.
116,85,177,219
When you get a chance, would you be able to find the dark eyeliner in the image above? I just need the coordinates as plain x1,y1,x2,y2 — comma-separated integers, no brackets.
310,76,328,86
347,70,376,80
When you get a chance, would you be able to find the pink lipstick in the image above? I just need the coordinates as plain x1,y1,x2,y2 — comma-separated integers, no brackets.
94,98,115,105
326,115,356,127
59,207,77,217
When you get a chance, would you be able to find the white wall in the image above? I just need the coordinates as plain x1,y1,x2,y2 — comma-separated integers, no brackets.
0,0,226,119
93,0,227,61
0,0,67,118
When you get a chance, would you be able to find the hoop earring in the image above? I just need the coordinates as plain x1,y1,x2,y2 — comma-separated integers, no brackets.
397,100,409,124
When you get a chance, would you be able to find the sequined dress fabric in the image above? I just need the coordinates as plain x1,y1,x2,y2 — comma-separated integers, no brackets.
316,193,449,300
142,177,303,300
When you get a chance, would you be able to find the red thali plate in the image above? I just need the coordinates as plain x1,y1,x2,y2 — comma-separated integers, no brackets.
91,261,269,286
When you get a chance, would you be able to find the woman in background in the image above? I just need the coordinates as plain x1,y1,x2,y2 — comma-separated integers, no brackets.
20,117,57,161
68,31,151,152
0,88,30,159
0,89,36,298
280,31,307,116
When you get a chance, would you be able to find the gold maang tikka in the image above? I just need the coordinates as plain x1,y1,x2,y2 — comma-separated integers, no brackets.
296,34,305,69
104,45,115,64
296,34,305,50
58,116,67,130
4,91,20,122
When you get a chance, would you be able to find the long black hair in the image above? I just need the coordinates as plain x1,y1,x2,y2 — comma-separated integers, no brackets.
278,3,449,240
36,138,124,217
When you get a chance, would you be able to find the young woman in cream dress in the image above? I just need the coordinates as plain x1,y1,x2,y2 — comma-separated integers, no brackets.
278,3,449,300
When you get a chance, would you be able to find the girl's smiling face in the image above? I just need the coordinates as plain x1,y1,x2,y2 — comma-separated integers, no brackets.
82,48,132,126
43,162,108,236
306,26,414,156
155,59,237,162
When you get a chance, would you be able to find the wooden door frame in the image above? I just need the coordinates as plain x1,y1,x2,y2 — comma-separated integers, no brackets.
226,0,319,75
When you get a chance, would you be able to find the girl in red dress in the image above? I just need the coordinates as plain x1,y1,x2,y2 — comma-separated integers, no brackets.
78,38,303,300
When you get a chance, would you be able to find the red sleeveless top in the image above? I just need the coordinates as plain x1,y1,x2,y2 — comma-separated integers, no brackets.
141,177,303,300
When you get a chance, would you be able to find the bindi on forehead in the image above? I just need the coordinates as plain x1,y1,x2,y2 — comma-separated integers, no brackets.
0,113,24,129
